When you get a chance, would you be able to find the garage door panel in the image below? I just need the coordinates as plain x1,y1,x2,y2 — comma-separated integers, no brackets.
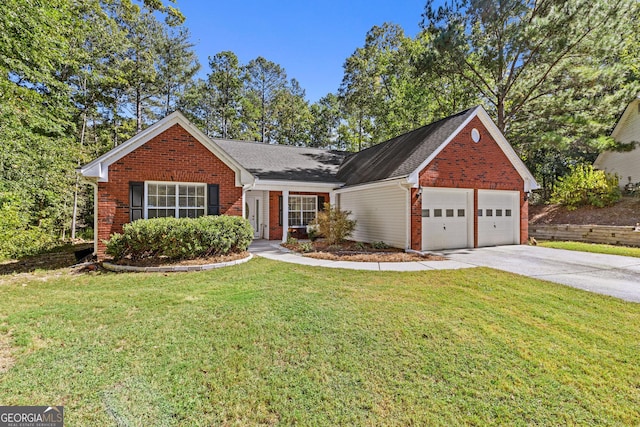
478,190,519,247
422,188,472,250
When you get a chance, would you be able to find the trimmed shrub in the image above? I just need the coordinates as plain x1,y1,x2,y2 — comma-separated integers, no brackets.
105,215,253,261
550,164,621,210
313,203,357,244
371,241,389,249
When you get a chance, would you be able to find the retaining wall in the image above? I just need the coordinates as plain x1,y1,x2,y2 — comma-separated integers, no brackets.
529,224,640,247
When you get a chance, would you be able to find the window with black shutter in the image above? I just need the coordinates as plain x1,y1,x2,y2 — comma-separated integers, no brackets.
129,182,144,221
207,184,220,215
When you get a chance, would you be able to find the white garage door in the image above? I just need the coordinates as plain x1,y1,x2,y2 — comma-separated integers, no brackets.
477,190,520,247
422,188,473,250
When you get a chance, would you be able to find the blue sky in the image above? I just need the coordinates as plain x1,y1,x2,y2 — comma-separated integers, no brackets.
177,0,430,103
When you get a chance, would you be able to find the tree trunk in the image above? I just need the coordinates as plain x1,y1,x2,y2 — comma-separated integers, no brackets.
136,87,142,133
496,97,505,132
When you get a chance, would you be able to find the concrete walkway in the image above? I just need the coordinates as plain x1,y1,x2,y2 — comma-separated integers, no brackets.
248,240,473,271
249,240,640,302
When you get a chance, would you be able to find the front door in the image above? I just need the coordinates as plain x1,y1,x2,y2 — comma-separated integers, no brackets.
245,195,262,238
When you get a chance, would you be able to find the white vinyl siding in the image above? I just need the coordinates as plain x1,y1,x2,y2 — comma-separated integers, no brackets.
337,184,407,248
594,149,640,187
594,102,640,186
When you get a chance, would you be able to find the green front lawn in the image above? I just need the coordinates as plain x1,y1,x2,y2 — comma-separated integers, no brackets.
538,240,640,258
0,258,638,425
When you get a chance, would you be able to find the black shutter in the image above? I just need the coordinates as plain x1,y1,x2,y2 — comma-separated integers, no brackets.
207,184,220,215
278,195,283,226
318,196,325,211
129,182,144,221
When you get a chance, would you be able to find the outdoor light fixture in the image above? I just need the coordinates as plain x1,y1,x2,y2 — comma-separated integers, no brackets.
416,186,423,198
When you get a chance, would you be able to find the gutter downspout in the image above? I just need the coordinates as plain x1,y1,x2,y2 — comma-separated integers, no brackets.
399,181,414,250
85,180,99,256
282,189,289,243
241,183,254,218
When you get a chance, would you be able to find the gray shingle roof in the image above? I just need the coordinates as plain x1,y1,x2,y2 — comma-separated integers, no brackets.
214,139,348,183
336,107,476,186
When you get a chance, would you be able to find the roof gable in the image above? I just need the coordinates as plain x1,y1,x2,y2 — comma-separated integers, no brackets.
337,106,538,191
79,112,252,185
337,108,476,186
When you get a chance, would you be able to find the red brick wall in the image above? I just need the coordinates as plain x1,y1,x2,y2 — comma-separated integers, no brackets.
410,117,526,250
268,191,330,241
96,124,242,258
268,191,283,240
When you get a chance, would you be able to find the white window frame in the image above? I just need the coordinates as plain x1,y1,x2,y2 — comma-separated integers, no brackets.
144,181,207,219
288,195,317,227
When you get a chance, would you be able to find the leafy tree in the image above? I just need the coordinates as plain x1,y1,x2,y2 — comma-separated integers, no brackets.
419,0,639,190
271,79,312,145
309,93,342,148
179,78,217,136
242,57,288,142
338,23,470,150
0,0,186,255
155,27,200,116
208,51,243,139
117,9,164,131
0,0,80,248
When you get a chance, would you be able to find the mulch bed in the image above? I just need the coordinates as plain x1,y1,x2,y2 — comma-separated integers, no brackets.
283,241,445,262
107,251,250,267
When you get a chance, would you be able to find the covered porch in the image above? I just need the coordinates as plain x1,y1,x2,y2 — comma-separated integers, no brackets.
242,181,337,242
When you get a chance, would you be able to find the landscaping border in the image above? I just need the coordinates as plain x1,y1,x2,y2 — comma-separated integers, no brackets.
529,224,640,247
102,253,253,273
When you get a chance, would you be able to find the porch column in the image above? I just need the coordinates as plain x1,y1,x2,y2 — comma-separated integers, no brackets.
281,189,289,243
329,192,336,207
242,188,247,218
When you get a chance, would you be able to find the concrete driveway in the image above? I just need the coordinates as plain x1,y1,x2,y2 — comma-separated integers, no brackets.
442,245,640,303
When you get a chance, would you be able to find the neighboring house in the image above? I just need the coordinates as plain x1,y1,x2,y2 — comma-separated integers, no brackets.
594,97,640,188
80,106,538,258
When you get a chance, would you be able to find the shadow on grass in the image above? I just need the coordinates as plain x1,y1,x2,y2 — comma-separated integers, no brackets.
0,243,94,275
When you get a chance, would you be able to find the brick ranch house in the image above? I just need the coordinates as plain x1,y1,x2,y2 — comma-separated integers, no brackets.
79,106,538,259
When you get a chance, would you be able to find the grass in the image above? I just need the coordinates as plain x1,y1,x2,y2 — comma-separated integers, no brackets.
0,258,639,425
538,240,640,258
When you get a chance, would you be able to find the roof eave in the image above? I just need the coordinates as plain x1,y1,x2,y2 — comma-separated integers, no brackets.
78,111,254,186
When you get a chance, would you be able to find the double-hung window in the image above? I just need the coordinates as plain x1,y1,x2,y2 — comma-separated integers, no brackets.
146,182,206,219
288,195,317,227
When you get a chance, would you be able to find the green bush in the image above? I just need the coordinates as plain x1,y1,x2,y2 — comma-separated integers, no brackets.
0,193,56,260
550,164,621,211
313,203,357,245
371,241,389,249
299,242,314,253
105,215,253,261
